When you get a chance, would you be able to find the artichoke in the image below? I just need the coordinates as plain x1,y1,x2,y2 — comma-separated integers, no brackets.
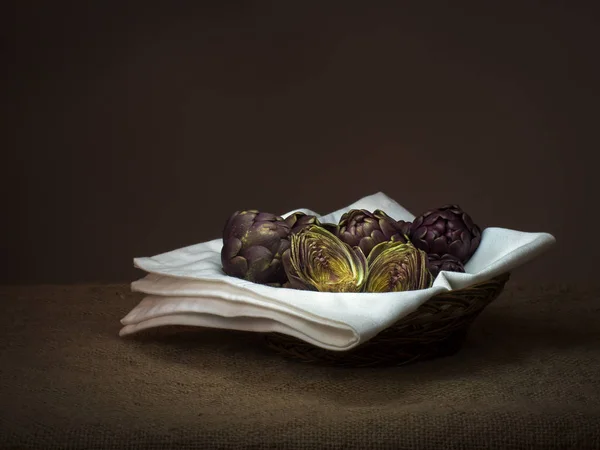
284,212,321,234
409,204,481,264
285,211,339,236
221,210,291,284
282,224,367,293
364,240,432,293
427,254,465,279
338,209,408,257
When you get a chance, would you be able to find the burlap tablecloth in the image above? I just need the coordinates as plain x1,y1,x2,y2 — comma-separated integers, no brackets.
1,283,599,449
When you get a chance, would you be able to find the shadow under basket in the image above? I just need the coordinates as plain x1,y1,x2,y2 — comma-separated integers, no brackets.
264,273,511,368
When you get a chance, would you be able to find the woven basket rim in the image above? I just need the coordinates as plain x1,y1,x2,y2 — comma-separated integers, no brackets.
264,272,511,367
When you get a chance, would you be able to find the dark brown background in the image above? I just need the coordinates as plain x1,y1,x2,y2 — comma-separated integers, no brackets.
2,2,598,285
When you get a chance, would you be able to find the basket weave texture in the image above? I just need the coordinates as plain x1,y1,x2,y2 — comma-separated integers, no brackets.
264,273,510,367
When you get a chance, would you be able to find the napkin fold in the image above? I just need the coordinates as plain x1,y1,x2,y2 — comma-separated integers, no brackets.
120,192,556,351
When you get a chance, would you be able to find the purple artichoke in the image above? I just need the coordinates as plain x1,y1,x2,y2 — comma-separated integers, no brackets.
409,204,481,264
285,211,339,236
284,212,321,234
427,254,465,279
338,209,408,257
221,210,291,284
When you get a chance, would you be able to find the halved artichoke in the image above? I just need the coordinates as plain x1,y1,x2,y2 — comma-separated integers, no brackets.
282,225,367,293
364,240,432,293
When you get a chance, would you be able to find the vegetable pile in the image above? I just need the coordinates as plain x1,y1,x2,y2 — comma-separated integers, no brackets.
221,205,481,293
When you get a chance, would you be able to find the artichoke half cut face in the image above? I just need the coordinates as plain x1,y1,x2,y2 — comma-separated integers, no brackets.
283,225,367,293
365,240,432,293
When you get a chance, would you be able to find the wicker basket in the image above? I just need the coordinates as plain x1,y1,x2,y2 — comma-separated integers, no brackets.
264,273,510,367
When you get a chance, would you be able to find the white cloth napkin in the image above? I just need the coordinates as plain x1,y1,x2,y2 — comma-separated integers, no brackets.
120,192,556,351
